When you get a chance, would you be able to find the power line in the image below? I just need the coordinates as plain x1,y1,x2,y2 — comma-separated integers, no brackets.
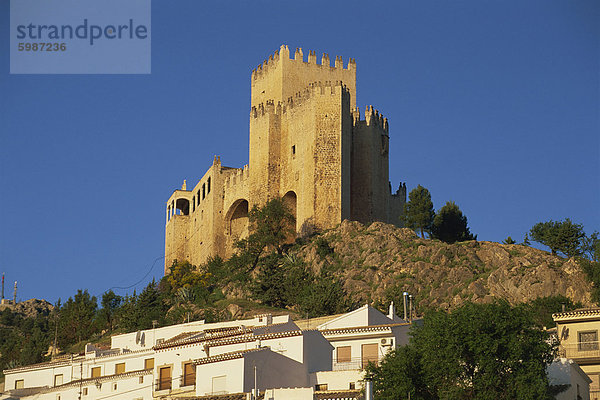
106,215,202,293
108,255,164,291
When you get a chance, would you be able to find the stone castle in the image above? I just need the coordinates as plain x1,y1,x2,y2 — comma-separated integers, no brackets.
164,45,406,273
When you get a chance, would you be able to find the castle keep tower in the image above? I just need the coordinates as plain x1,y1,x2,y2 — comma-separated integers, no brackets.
164,45,406,273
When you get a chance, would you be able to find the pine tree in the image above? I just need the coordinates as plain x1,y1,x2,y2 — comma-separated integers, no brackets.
402,185,435,238
430,201,476,243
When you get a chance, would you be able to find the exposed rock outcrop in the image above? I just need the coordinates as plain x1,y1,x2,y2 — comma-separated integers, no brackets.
293,220,592,311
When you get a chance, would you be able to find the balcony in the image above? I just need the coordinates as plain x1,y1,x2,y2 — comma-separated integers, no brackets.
155,378,172,392
558,341,600,363
333,356,383,371
591,389,600,400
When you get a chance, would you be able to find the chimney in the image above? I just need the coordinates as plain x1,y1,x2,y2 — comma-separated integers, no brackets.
388,301,395,320
403,292,409,320
365,380,373,400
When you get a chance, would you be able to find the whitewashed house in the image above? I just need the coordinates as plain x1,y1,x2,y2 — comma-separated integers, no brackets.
1,305,411,400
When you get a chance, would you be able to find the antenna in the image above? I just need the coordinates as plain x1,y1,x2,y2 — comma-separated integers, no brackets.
1,273,4,300
13,281,17,305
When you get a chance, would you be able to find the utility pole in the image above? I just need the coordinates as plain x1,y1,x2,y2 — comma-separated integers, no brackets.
78,361,83,399
13,281,17,304
253,363,257,400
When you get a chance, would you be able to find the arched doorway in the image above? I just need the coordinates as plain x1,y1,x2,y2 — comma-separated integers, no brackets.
225,199,249,240
282,191,297,223
282,191,297,240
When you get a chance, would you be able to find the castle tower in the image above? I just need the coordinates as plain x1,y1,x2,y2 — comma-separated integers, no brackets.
164,46,405,272
250,45,357,109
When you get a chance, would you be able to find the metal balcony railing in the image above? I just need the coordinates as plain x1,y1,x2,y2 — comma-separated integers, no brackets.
155,378,171,391
558,341,600,361
179,374,196,388
333,356,383,371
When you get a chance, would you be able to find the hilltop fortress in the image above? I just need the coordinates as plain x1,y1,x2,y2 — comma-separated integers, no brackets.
164,45,406,273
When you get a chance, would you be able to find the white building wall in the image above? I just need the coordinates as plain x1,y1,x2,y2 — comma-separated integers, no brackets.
154,345,207,392
4,362,72,392
311,370,363,391
2,372,153,400
243,349,309,392
317,305,396,330
391,325,411,347
195,358,245,396
302,330,333,373
264,387,314,400
210,335,305,364
548,358,592,400
110,320,207,350
328,337,387,363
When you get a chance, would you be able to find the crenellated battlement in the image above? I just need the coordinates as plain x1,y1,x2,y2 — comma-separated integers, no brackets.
223,165,250,189
251,44,356,81
251,81,348,119
352,105,389,133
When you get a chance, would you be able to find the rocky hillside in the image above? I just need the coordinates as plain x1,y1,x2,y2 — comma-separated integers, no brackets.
292,220,593,311
0,298,53,319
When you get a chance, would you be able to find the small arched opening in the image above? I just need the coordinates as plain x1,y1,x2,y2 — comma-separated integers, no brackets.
175,198,190,216
282,191,297,238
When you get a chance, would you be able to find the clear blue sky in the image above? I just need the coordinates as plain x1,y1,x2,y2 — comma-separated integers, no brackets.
0,0,598,304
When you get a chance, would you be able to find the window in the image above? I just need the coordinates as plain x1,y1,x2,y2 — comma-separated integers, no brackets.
292,145,296,155
336,346,351,363
54,374,63,386
361,343,379,368
83,388,88,396
315,384,328,391
183,362,196,386
197,190,200,205
15,380,24,389
207,177,211,194
139,376,144,384
144,358,154,370
112,383,117,391
115,363,125,374
202,183,206,200
212,375,226,394
158,366,172,391
578,331,599,351
349,382,356,390
91,367,101,378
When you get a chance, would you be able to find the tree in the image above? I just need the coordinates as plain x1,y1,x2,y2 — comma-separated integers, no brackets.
583,231,600,262
366,302,555,400
524,295,581,329
58,289,98,345
529,219,586,257
430,201,476,243
502,236,516,245
98,290,122,332
166,260,210,292
402,185,435,238
234,198,295,269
